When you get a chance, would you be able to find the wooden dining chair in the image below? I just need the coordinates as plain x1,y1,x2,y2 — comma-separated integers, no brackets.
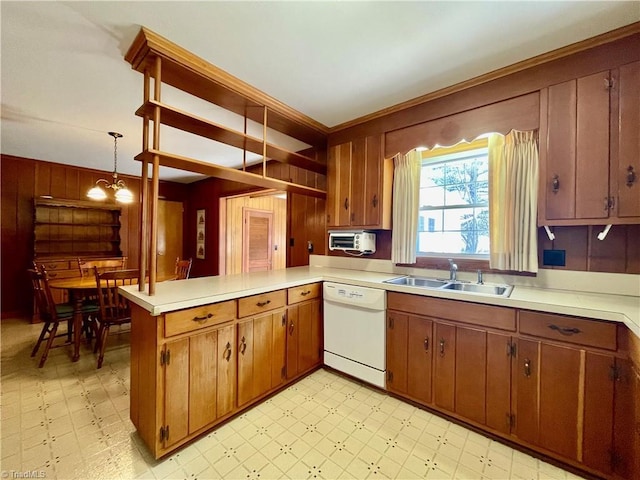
29,266,74,367
93,267,138,368
77,257,127,277
175,257,193,280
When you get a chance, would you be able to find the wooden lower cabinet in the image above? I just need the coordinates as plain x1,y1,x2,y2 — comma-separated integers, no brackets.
386,292,634,479
286,298,322,379
238,309,286,407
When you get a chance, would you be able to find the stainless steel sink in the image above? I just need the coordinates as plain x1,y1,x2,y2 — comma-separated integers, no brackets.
383,275,513,297
441,282,513,297
384,276,449,288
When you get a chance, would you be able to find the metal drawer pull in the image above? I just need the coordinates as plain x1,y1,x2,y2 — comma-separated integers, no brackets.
439,339,445,357
193,313,213,322
626,165,637,187
289,322,294,335
256,300,271,307
524,358,532,377
552,174,560,193
300,290,311,296
424,337,429,352
548,324,581,336
239,336,247,355
223,342,232,361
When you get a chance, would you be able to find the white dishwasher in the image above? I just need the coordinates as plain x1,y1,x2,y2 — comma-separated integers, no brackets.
323,282,386,388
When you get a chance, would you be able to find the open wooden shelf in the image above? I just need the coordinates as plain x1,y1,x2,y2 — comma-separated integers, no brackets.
135,100,326,175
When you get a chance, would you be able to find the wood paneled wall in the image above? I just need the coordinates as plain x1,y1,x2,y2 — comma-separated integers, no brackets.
223,195,286,275
1,154,188,317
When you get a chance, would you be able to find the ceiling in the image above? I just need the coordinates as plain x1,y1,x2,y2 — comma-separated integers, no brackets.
2,1,638,183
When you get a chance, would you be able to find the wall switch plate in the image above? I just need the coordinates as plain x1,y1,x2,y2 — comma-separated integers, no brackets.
543,249,566,266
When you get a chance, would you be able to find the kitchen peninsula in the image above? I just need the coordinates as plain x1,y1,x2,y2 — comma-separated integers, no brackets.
121,256,640,479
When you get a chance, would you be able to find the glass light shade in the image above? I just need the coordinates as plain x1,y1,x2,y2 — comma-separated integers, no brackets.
87,185,107,200
115,188,134,204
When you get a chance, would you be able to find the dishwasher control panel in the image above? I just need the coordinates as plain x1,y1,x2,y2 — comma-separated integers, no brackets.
323,282,386,310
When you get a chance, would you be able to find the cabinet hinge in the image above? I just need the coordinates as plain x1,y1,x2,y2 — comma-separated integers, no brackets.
160,350,165,366
282,314,286,326
281,366,286,379
610,449,623,469
387,370,394,383
604,77,614,90
507,342,516,357
159,425,169,442
507,413,516,429
609,364,621,381
388,317,394,329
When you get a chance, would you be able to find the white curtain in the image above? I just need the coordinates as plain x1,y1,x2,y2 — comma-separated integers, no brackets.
488,130,539,273
391,150,421,264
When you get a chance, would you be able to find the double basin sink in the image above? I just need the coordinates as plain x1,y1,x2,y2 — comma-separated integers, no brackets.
383,275,513,297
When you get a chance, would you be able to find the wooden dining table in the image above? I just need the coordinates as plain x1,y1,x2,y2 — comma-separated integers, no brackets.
49,273,176,361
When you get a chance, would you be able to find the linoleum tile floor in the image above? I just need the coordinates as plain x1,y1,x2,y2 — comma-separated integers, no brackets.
0,318,586,480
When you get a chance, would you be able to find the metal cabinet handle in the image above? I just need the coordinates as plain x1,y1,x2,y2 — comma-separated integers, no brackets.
239,336,247,355
193,313,213,322
424,337,429,352
224,342,232,361
439,339,445,357
289,322,294,335
548,324,581,336
552,175,560,193
604,196,610,212
626,166,637,187
372,194,378,208
256,300,271,307
524,358,531,377
344,197,349,210
300,290,311,296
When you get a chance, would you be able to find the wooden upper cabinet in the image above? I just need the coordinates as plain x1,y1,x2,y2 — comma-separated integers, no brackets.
541,64,640,225
613,61,640,218
327,135,392,229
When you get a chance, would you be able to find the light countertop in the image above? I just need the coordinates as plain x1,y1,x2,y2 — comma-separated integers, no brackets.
120,265,640,338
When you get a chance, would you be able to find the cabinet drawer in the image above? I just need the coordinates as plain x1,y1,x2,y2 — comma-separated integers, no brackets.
165,300,236,337
43,269,79,280
37,260,72,271
519,310,617,350
287,283,321,305
238,290,286,318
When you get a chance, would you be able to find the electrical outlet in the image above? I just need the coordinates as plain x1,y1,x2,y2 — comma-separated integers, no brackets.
543,249,566,266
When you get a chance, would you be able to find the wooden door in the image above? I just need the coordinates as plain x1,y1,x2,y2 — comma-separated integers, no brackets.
286,305,299,379
386,312,408,393
407,315,432,403
326,142,352,227
242,208,273,272
237,318,254,407
545,80,577,220
583,351,615,474
189,330,218,433
163,338,189,447
615,61,640,218
538,342,581,460
297,299,322,373
433,322,456,412
513,338,539,445
455,326,486,424
271,310,287,388
216,325,235,418
486,332,512,434
157,200,183,279
576,70,611,219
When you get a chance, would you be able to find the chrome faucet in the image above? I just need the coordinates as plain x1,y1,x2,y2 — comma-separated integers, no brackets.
448,259,458,281
477,269,484,284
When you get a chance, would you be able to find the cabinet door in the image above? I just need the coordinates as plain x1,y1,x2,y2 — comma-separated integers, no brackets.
455,326,486,424
407,315,432,403
271,310,287,388
486,333,512,434
433,322,456,411
189,330,218,433
363,135,383,227
237,318,255,407
216,325,235,418
513,338,539,445
297,299,322,373
576,71,611,219
253,312,275,397
583,351,614,474
386,312,408,393
545,80,577,220
163,338,189,448
350,137,367,226
615,61,640,218
286,305,299,379
327,142,352,227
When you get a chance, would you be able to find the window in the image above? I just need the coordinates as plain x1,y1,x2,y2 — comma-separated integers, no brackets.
417,139,489,257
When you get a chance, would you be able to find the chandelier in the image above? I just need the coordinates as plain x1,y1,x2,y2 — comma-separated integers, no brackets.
87,131,134,204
